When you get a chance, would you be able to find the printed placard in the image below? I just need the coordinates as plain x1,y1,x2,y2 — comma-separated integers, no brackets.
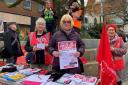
58,41,76,52
58,41,78,69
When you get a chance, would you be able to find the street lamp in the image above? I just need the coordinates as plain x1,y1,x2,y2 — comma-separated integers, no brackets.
100,0,104,23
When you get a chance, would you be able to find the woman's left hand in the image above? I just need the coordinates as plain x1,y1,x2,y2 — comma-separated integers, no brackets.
110,47,115,51
45,44,48,47
73,52,80,57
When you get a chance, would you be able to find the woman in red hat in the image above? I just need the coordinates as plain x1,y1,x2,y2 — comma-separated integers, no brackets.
107,24,127,85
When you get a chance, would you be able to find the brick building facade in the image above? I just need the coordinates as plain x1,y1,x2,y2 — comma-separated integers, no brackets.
0,0,43,33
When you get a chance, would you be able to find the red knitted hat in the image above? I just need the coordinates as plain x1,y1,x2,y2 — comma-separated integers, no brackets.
106,24,117,31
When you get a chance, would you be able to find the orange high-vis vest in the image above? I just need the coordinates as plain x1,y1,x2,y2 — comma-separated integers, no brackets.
73,19,81,29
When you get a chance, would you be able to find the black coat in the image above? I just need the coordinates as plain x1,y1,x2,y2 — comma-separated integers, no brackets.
3,29,23,58
48,29,85,56
48,29,85,74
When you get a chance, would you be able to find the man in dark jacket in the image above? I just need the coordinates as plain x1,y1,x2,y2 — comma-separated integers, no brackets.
3,22,23,64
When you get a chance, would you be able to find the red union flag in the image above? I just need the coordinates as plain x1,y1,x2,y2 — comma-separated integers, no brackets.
100,61,117,85
96,24,117,85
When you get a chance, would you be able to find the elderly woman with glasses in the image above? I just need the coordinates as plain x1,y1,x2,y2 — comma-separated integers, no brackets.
48,14,85,74
107,24,127,85
25,17,50,68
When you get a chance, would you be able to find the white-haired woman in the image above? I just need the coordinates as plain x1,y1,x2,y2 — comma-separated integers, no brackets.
25,17,50,68
48,14,85,74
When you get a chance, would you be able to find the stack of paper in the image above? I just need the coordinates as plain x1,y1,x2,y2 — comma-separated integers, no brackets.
56,74,73,84
0,72,8,78
2,72,25,81
43,81,63,85
19,68,41,76
70,74,97,85
22,74,50,85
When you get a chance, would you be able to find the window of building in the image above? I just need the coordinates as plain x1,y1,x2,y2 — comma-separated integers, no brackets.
37,4,44,13
4,0,16,5
23,0,32,10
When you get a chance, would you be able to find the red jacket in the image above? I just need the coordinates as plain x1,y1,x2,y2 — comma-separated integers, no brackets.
109,34,127,70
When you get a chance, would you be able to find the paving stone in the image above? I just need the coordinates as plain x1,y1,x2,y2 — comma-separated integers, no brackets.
84,49,97,61
83,61,98,77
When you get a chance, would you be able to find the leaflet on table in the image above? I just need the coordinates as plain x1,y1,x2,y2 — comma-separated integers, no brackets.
41,81,63,85
70,74,97,85
58,41,78,69
22,74,50,84
56,73,73,84
69,81,97,85
2,72,25,81
0,67,3,72
19,68,41,76
22,81,41,85
0,72,8,78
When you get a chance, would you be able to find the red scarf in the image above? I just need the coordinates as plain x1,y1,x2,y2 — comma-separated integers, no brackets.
114,37,122,48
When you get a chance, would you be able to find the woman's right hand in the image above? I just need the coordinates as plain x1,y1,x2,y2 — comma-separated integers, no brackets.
110,47,115,51
52,51,59,57
33,46,37,52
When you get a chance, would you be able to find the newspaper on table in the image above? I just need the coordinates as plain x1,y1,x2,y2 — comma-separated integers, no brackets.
42,81,63,85
18,68,41,76
56,73,73,84
22,74,51,85
56,74,97,85
69,74,97,85
58,41,78,69
2,72,25,82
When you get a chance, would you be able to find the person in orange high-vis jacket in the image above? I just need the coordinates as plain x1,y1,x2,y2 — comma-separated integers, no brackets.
25,17,52,68
107,24,127,85
69,2,83,34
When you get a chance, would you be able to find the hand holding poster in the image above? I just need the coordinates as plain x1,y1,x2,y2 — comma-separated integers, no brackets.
36,37,45,49
59,51,78,69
